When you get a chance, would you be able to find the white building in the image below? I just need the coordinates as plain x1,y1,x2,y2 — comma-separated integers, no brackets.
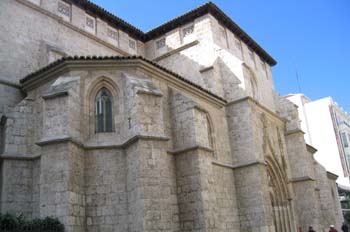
287,94,350,187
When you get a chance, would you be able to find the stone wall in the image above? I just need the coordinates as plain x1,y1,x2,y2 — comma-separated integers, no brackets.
315,163,343,231
0,0,136,115
148,14,276,111
85,149,128,232
0,159,34,218
0,1,345,231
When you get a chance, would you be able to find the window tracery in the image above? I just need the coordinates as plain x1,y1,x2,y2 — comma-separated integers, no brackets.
95,88,113,133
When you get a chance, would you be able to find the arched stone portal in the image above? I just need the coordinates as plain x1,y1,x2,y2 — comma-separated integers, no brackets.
266,156,295,232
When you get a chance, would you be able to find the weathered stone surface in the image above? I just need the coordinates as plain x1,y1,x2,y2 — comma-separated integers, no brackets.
0,1,343,232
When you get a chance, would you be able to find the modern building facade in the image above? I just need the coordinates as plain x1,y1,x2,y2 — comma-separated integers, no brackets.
286,94,350,187
0,0,344,231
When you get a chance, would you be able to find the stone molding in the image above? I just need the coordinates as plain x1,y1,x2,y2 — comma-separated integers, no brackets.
136,89,163,97
35,134,169,150
0,79,21,89
227,96,287,124
0,154,41,161
285,129,305,136
289,176,315,183
168,145,213,155
326,171,339,180
42,91,69,100
306,144,318,154
212,160,267,170
199,66,214,73
153,40,199,62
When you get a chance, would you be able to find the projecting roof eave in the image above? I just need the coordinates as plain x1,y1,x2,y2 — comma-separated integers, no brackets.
63,1,277,66
146,2,277,66
20,56,227,107
66,0,146,41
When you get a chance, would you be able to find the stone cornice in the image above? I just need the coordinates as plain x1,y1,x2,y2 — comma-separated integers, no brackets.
21,57,226,108
42,91,69,100
168,145,213,155
213,160,267,170
326,171,338,180
0,154,41,161
136,89,163,97
285,129,305,136
35,134,169,150
18,0,276,66
227,96,287,124
289,176,315,183
306,144,317,154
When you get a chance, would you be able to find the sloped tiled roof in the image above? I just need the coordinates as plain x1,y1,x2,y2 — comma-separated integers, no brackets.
20,56,227,103
65,1,276,66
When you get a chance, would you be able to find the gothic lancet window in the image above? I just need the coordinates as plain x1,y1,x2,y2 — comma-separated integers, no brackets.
95,88,113,133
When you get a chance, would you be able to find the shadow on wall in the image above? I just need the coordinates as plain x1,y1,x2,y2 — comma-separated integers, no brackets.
0,115,6,154
156,44,252,102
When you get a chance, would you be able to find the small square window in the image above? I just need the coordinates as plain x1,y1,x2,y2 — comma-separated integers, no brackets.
57,1,71,20
129,39,137,54
129,40,136,50
86,17,95,29
182,25,194,38
107,27,118,41
85,14,96,34
156,38,166,49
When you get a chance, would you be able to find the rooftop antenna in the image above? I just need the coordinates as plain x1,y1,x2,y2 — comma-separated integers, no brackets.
294,62,302,93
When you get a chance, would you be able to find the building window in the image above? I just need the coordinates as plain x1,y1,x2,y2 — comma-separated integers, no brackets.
129,39,136,50
341,132,349,148
86,17,94,28
107,27,118,41
183,25,194,37
95,88,113,133
57,0,71,21
156,38,166,49
129,39,137,54
107,26,119,46
85,14,96,34
181,24,195,44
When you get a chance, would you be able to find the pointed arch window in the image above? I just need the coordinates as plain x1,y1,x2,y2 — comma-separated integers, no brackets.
95,88,113,133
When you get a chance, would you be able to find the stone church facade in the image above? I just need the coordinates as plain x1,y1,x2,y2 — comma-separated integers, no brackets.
0,0,343,231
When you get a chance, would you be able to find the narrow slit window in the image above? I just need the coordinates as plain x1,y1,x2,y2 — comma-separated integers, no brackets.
95,88,113,133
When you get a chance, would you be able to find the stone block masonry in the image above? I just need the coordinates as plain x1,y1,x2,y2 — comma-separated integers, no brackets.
0,0,344,231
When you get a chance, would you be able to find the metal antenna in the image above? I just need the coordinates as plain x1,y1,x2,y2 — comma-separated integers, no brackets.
294,63,302,93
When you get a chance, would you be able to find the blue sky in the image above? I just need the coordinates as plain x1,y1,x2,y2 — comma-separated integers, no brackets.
91,0,350,111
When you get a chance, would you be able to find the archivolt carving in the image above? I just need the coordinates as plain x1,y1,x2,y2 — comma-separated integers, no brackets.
266,154,294,232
